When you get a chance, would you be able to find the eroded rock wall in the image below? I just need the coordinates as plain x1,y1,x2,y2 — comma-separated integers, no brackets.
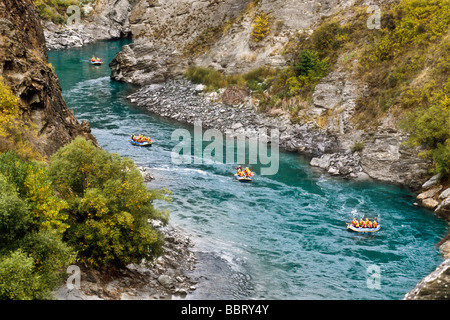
109,0,354,84
0,0,97,157
110,0,254,84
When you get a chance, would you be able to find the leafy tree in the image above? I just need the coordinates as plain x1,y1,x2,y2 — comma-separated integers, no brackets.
0,250,42,300
0,152,69,235
0,174,30,253
311,22,348,57
19,230,76,289
0,153,75,299
49,137,169,267
401,95,450,176
433,142,450,176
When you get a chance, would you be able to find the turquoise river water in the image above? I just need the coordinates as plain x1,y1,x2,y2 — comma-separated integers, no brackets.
48,39,449,300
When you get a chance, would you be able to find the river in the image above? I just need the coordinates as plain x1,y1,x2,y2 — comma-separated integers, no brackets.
48,39,449,300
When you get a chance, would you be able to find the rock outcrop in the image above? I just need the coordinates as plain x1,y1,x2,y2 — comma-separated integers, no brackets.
110,0,356,84
307,67,430,190
54,219,198,300
0,0,97,157
110,0,253,84
405,178,450,300
43,0,137,50
416,174,450,221
404,256,450,300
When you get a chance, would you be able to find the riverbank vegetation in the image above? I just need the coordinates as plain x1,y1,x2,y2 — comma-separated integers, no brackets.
0,131,170,298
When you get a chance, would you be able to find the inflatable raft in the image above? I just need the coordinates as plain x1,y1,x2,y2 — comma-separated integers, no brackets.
91,61,103,65
346,223,381,233
130,140,152,147
235,174,252,182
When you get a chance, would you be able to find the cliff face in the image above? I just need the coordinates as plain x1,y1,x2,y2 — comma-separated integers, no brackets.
0,0,96,157
43,0,138,50
110,0,254,84
109,0,353,84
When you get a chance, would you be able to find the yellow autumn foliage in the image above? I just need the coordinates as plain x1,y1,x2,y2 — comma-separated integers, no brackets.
0,78,41,160
251,12,270,42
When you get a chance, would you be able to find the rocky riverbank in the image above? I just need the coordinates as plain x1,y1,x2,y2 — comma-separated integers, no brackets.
415,174,450,221
54,218,198,300
403,175,450,300
127,78,428,189
127,79,365,175
53,166,197,300
404,233,450,300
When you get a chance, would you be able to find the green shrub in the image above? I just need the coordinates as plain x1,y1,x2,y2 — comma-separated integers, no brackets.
0,175,30,252
0,79,41,159
355,0,450,133
19,230,76,289
295,50,330,80
0,250,43,300
0,153,76,300
184,67,229,91
400,94,450,176
0,152,32,198
266,50,329,99
351,141,365,153
0,137,173,298
34,0,79,24
311,22,348,57
0,152,68,234
433,141,450,176
184,66,276,93
401,101,449,149
49,137,169,267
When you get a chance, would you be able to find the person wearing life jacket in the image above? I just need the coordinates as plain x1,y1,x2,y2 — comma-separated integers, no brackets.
236,166,244,177
352,218,359,228
91,56,96,62
96,57,101,62
244,167,252,177
360,218,364,228
373,217,378,228
366,219,373,228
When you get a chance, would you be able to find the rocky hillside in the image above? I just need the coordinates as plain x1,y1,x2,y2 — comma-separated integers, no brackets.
0,0,96,157
110,0,358,84
108,0,449,191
